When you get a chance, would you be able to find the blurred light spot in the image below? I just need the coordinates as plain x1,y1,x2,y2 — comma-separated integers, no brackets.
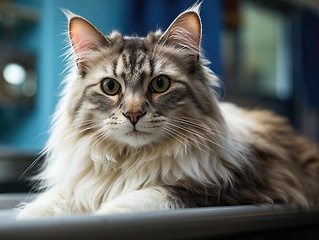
3,63,27,85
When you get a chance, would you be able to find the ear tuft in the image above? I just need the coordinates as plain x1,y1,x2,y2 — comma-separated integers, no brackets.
160,2,202,55
69,17,109,53
64,10,111,72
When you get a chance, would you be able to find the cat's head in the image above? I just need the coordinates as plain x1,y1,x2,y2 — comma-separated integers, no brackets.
63,3,224,150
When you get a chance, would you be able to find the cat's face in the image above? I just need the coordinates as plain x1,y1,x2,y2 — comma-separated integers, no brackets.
65,7,221,149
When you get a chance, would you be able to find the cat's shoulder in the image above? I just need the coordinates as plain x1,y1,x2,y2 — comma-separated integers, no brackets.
219,102,292,137
219,102,288,124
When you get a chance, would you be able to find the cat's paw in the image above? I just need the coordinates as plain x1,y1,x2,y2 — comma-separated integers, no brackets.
95,205,132,215
16,200,70,219
16,188,71,219
16,204,56,220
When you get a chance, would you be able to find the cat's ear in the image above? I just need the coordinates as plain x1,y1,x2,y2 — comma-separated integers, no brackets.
159,3,202,55
64,10,112,71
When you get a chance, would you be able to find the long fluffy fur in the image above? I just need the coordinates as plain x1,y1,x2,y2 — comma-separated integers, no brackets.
17,4,319,219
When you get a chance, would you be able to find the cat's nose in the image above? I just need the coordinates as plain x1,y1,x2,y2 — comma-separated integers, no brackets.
123,111,145,126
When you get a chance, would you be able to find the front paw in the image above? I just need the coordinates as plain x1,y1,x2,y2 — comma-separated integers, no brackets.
17,199,71,219
17,203,56,219
95,205,131,215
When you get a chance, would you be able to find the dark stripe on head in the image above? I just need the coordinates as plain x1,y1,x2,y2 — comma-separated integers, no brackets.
113,59,118,77
148,57,154,77
123,38,148,75
122,53,129,70
129,51,136,75
124,40,138,75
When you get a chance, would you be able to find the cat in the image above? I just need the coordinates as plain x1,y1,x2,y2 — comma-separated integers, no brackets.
17,2,319,219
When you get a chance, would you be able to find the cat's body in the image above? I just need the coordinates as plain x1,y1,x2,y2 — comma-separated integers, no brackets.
17,4,319,219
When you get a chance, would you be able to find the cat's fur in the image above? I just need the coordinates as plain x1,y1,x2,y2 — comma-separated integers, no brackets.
17,3,319,219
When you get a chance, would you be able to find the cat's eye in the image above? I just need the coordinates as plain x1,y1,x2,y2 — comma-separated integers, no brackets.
150,75,170,93
101,78,121,95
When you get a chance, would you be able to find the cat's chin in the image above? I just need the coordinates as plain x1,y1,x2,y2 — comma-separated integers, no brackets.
125,130,148,138
117,130,158,148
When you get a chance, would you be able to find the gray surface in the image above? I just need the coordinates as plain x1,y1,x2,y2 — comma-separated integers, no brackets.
0,198,318,240
0,193,34,210
0,193,34,221
0,150,38,182
0,209,16,221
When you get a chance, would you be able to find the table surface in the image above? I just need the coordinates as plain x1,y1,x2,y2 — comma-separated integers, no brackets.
0,193,319,240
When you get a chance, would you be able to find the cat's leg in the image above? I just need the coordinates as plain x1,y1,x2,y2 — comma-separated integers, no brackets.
96,186,177,215
17,187,72,219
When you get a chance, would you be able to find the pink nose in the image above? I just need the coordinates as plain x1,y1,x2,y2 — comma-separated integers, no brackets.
123,111,145,125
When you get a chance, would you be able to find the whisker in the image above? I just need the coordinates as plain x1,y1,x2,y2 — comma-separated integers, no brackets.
19,147,48,179
169,117,229,142
162,127,189,150
163,125,214,158
91,131,109,150
165,121,233,155
51,120,102,145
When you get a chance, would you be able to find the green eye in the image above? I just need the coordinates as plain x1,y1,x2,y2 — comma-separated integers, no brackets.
101,78,121,95
150,75,170,93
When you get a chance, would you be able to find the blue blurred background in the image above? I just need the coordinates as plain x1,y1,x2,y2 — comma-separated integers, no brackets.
0,0,318,191
0,0,223,152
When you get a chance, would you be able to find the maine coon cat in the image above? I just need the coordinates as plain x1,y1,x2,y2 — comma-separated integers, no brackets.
17,3,319,219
